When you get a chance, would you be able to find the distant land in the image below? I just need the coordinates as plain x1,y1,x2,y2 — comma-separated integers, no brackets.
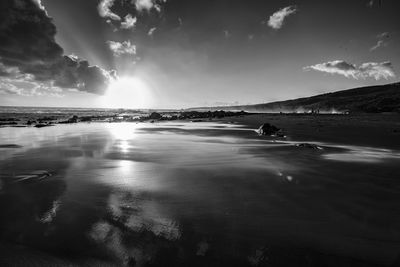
190,82,400,113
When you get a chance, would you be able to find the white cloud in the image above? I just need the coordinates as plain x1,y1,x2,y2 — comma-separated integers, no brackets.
370,32,390,51
132,0,166,12
32,0,45,10
98,0,121,21
0,77,64,97
148,27,157,36
0,80,24,95
358,62,395,80
304,60,395,80
120,14,137,30
370,40,386,51
107,40,136,57
267,5,297,30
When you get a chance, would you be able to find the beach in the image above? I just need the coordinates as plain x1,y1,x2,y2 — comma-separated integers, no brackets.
1,113,400,266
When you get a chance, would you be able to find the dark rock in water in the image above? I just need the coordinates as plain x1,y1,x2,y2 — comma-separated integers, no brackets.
34,123,53,128
257,123,280,136
70,115,78,123
149,112,162,120
0,144,22,148
295,143,323,150
80,116,92,122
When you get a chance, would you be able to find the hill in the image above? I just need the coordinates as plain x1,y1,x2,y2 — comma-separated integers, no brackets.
191,82,400,113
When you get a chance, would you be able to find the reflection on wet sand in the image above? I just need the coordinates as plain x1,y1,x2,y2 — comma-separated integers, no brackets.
1,122,400,266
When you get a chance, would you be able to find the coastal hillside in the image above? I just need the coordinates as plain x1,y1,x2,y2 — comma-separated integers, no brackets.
193,82,400,113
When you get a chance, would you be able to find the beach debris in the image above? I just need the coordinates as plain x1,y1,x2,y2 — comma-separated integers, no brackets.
257,123,281,136
295,143,323,150
13,170,52,183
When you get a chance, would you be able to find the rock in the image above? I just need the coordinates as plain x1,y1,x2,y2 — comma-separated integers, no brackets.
295,143,323,150
276,129,285,137
70,115,79,123
34,123,53,128
149,112,162,120
257,123,280,136
59,115,79,124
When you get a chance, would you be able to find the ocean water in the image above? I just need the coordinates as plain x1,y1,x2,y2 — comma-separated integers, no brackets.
0,122,400,266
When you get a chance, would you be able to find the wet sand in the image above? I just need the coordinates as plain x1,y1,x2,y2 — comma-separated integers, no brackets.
221,113,400,150
0,116,400,266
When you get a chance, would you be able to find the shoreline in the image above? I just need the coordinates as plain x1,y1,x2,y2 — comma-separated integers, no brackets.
1,111,399,150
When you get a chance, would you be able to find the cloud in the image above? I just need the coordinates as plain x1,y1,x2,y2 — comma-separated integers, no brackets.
120,14,137,30
370,32,390,51
52,55,117,94
98,0,121,21
107,41,137,57
358,62,395,80
0,0,117,95
0,80,24,95
132,0,166,12
223,30,231,39
304,60,395,80
367,0,382,7
377,32,389,39
268,5,297,30
370,40,387,51
148,27,157,36
0,72,64,97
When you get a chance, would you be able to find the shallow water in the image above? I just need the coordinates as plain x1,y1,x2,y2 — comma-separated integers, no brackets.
1,122,400,266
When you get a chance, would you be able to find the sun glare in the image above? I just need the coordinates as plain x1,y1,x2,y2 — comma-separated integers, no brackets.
101,77,152,109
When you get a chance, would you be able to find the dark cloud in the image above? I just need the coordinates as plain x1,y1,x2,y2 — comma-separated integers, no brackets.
53,56,117,95
0,0,116,95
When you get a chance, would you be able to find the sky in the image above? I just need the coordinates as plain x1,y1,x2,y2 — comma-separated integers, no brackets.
0,0,399,109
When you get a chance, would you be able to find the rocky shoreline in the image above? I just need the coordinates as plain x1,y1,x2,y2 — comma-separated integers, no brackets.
0,110,250,128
